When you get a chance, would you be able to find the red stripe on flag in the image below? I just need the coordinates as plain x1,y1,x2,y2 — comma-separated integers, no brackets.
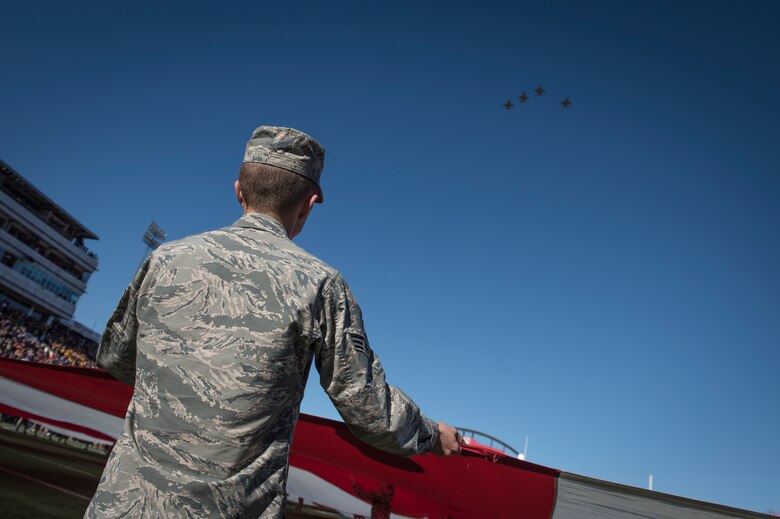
0,358,132,416
291,414,559,519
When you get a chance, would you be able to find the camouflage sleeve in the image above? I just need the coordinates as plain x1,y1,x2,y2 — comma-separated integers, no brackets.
96,255,153,385
315,274,438,456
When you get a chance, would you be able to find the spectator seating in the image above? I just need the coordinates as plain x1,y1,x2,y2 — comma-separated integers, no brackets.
0,307,98,368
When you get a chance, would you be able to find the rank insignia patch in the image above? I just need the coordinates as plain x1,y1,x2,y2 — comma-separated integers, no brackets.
349,332,370,358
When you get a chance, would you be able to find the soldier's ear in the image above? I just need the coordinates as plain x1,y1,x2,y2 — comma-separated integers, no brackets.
289,193,319,239
296,193,318,220
305,193,319,213
234,180,247,210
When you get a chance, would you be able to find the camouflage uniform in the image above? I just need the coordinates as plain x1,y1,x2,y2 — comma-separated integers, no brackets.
85,213,438,518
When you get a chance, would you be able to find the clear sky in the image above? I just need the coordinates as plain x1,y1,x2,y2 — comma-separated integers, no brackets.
2,0,778,513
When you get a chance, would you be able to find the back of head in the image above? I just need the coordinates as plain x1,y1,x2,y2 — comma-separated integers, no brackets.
238,162,318,215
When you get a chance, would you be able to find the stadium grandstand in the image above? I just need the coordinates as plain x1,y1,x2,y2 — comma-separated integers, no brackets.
0,160,104,516
0,159,100,367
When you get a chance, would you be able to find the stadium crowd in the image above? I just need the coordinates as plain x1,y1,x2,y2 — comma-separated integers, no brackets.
0,305,98,368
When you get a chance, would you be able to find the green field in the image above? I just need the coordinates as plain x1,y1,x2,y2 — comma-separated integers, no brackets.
0,426,342,518
0,427,106,518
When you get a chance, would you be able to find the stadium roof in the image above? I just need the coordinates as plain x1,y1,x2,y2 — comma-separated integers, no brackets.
0,159,99,241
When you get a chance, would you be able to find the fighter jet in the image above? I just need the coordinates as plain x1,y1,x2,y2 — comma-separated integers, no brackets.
517,91,529,102
534,85,545,96
560,96,572,108
503,99,514,110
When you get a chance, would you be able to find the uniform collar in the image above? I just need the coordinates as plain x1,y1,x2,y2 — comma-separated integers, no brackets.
232,213,290,240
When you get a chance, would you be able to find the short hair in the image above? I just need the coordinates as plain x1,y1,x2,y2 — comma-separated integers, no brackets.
238,163,317,214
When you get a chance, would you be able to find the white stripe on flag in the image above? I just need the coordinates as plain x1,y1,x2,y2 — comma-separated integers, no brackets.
0,376,125,440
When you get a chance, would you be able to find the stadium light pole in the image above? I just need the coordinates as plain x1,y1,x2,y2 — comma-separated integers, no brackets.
523,435,529,460
136,221,167,275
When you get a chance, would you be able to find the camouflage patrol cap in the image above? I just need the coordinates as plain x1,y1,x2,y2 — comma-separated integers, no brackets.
243,126,325,203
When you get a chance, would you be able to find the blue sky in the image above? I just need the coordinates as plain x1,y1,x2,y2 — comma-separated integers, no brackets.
2,0,778,513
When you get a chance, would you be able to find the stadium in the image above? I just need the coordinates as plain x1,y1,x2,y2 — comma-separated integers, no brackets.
0,161,773,519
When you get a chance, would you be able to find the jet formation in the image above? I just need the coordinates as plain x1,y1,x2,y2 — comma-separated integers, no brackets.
503,84,572,110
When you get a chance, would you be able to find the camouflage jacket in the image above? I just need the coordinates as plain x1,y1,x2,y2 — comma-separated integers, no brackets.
85,213,438,519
